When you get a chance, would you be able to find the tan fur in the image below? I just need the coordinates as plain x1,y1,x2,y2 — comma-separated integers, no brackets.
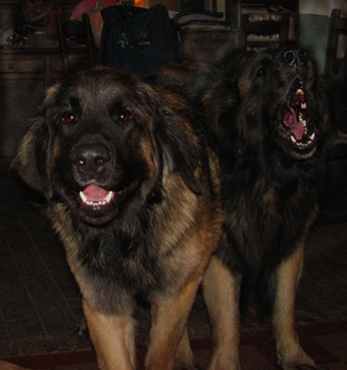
15,67,223,370
272,240,316,369
203,257,241,370
83,300,136,370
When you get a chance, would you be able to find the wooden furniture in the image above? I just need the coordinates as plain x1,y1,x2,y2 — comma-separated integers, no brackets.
325,8,347,79
238,12,290,50
57,6,97,76
0,49,90,171
235,0,299,44
0,1,89,171
180,21,237,62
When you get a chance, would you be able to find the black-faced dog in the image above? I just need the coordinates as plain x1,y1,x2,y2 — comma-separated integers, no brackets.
201,47,330,370
14,67,223,370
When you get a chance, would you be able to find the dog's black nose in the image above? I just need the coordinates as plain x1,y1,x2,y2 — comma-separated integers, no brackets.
71,144,111,174
282,48,308,68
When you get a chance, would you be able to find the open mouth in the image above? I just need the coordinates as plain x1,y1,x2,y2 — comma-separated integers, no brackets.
281,79,317,157
77,184,128,220
75,182,132,224
79,184,114,207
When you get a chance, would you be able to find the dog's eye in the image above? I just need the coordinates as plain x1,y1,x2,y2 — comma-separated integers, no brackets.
119,109,132,122
61,111,75,124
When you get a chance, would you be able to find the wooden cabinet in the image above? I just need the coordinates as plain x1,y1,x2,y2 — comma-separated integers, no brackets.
0,1,88,171
0,74,44,170
180,22,238,62
0,49,89,171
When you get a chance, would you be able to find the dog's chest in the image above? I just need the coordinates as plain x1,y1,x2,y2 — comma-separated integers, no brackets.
77,228,170,292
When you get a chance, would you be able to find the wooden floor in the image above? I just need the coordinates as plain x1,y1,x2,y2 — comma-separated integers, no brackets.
0,143,347,369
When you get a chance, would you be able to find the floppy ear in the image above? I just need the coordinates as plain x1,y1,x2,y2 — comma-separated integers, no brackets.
14,115,52,197
13,84,59,198
155,106,202,195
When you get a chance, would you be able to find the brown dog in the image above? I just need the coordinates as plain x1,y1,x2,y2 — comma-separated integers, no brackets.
15,67,223,370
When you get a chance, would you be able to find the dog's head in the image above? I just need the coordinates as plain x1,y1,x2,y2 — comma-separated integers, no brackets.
217,47,330,161
15,67,202,226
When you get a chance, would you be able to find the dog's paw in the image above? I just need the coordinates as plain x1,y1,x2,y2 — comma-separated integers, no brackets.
277,337,318,370
280,358,317,370
293,365,328,370
208,355,241,370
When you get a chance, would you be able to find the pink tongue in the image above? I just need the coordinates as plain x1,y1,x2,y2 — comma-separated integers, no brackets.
82,184,110,201
283,108,305,140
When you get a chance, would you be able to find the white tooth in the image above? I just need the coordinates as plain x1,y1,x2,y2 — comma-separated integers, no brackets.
79,191,113,206
297,88,304,95
309,133,316,140
106,191,113,203
79,191,88,203
298,115,307,126
291,135,297,143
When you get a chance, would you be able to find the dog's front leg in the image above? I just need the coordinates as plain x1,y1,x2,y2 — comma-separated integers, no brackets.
272,241,316,370
203,256,241,370
145,277,202,370
83,299,136,370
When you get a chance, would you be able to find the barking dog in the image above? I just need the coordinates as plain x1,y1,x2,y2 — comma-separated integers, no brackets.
202,47,330,370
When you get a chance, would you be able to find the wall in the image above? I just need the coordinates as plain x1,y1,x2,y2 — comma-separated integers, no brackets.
143,0,226,13
299,0,347,74
300,0,347,16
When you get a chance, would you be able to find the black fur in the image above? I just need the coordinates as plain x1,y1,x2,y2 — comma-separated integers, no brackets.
203,47,331,311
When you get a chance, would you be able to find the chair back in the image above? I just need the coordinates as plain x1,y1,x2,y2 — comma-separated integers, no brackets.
57,4,97,77
238,12,290,51
325,8,347,79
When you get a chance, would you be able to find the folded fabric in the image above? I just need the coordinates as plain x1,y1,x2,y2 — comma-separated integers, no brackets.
71,0,120,20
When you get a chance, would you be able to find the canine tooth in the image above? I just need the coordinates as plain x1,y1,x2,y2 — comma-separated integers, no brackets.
297,88,304,95
291,135,297,143
309,133,315,140
298,115,307,126
79,191,88,203
106,191,113,203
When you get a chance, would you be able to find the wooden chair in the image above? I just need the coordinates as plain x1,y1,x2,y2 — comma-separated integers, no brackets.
238,12,290,51
57,5,97,77
324,8,347,79
324,9,347,136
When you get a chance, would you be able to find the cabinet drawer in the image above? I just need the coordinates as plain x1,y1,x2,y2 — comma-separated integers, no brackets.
51,56,89,73
181,27,238,62
0,59,45,73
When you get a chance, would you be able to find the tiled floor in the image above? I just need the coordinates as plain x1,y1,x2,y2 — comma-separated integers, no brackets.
0,141,347,369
